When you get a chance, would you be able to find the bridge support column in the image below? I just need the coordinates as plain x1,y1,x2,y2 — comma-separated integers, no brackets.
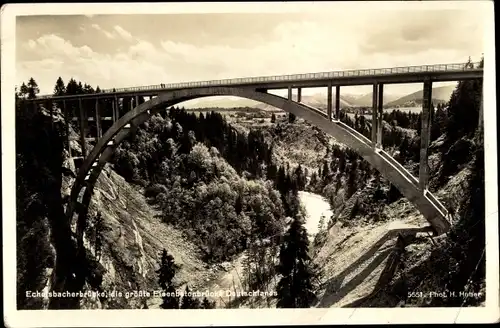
135,95,139,108
112,98,116,122
63,100,71,157
419,79,433,190
95,99,102,140
335,85,340,120
297,88,302,102
478,88,484,133
377,83,384,148
48,100,54,130
113,96,119,122
287,86,292,101
327,83,332,121
371,83,378,146
78,98,87,157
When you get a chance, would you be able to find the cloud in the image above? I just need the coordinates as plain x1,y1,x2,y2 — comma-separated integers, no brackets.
23,34,90,59
91,23,116,39
17,12,484,95
113,25,134,42
18,35,172,94
357,10,483,56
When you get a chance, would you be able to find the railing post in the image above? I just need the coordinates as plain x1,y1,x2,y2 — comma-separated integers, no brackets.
63,100,72,158
419,78,433,190
377,83,384,148
287,86,292,101
78,98,87,157
335,85,340,120
297,88,302,102
95,99,102,140
371,83,378,146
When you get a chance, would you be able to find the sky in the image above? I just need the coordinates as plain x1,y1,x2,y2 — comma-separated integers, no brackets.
15,3,486,100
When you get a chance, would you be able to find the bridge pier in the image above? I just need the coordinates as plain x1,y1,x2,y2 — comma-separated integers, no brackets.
47,99,54,130
112,96,118,122
63,100,72,157
112,98,116,122
297,88,302,102
130,97,134,111
377,83,384,148
335,85,340,120
371,83,378,146
287,86,292,101
78,98,87,157
327,83,332,121
478,88,484,132
95,99,102,140
419,79,433,190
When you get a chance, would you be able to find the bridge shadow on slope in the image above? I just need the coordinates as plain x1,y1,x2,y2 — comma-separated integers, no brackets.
316,227,428,308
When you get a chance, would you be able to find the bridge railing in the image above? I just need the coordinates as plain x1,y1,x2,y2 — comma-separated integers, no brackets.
97,62,482,92
34,62,481,99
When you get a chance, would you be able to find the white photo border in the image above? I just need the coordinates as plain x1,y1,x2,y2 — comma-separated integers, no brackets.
2,1,498,326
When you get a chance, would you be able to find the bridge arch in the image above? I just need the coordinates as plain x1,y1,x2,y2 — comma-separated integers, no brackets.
67,87,450,253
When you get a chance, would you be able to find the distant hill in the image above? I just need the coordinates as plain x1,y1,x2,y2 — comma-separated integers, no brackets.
179,85,456,111
386,85,456,108
340,93,362,105
255,93,353,112
181,96,261,109
300,93,353,109
347,92,401,107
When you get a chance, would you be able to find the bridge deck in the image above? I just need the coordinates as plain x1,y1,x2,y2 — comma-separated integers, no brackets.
31,62,482,101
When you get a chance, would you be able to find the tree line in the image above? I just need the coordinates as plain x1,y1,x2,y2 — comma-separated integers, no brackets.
17,76,102,100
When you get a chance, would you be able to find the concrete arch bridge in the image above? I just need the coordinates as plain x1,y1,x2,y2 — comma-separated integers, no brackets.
23,62,483,256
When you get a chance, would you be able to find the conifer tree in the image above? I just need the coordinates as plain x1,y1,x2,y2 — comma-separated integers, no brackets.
27,78,39,99
66,78,79,95
77,81,84,94
19,82,29,99
276,216,317,308
444,57,482,146
201,297,216,309
346,159,358,198
439,56,483,182
157,249,180,309
53,77,66,96
180,285,201,309
93,212,110,262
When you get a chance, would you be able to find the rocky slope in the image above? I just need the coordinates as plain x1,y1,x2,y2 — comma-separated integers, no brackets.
56,110,232,309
